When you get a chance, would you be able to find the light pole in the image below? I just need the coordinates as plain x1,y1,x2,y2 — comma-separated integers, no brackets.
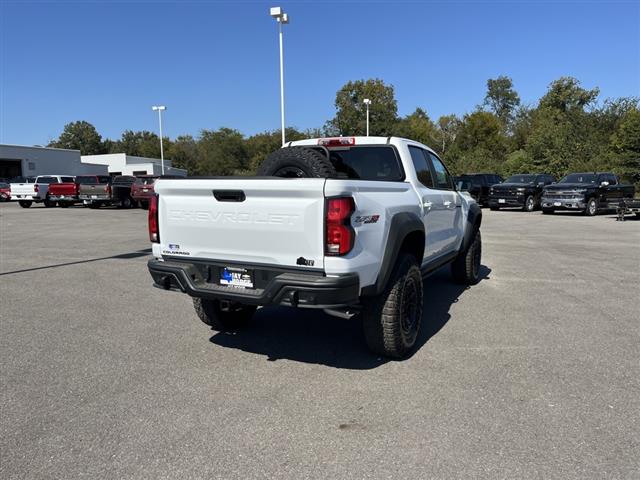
152,105,166,174
269,7,289,146
363,98,371,136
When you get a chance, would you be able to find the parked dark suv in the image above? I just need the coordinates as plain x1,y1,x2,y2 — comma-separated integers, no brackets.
489,174,556,212
455,173,503,206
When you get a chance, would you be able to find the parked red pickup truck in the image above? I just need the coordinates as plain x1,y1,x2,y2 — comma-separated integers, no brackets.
48,176,80,207
0,182,10,201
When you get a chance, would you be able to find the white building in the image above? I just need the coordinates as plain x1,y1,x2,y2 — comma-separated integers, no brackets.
0,144,107,179
81,154,187,177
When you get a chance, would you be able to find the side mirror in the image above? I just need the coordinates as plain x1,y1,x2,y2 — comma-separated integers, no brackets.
537,182,545,187
601,181,609,187
456,181,468,192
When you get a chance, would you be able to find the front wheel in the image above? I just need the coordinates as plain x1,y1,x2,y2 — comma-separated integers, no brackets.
523,195,536,212
18,200,32,208
193,298,256,331
362,253,423,359
584,198,598,216
452,230,482,285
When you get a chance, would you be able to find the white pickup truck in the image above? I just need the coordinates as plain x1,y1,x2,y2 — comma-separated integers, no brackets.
148,137,482,358
10,175,71,208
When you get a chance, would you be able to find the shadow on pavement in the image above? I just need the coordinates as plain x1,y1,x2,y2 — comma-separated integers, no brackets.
0,248,152,276
209,265,491,369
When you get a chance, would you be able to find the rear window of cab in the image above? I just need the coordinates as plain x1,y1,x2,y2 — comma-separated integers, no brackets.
319,146,404,181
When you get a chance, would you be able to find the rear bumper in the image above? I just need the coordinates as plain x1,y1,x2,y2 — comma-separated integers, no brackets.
148,259,360,308
49,195,78,201
79,194,111,201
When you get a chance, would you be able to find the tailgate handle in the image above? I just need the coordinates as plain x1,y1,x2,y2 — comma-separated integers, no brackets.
213,190,246,202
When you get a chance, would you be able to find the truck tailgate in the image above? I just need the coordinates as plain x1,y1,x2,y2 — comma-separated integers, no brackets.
155,178,327,269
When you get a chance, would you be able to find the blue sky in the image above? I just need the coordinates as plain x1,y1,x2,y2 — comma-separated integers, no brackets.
1,0,639,145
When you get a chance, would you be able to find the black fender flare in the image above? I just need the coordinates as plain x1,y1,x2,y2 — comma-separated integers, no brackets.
460,202,482,254
361,212,424,297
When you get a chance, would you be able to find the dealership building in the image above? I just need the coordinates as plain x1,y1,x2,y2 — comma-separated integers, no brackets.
0,144,187,179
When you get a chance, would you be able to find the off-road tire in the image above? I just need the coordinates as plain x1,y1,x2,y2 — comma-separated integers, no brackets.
362,253,423,359
18,200,32,208
193,298,257,331
452,230,482,285
523,195,536,212
584,197,598,216
257,146,337,178
542,208,554,215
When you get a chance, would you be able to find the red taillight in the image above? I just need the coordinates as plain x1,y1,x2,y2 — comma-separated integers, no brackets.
105,185,111,194
149,195,159,243
325,197,355,256
34,184,39,193
318,137,356,147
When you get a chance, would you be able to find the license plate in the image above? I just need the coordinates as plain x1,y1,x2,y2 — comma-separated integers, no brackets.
554,202,561,207
219,267,254,289
498,199,506,204
91,195,98,199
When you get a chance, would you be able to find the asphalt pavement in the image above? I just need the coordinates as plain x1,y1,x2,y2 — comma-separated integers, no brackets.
1,202,639,479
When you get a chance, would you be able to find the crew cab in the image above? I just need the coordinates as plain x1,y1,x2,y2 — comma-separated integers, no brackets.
11,175,71,208
455,173,503,206
489,174,556,212
147,137,483,358
541,172,635,216
78,175,113,208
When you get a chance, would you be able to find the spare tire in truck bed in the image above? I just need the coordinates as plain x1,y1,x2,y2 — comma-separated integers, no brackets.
257,146,336,178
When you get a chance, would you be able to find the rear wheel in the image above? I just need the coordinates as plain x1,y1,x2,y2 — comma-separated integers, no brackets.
584,198,598,216
452,230,482,285
362,253,423,359
120,197,133,209
58,202,70,208
193,298,256,331
89,202,100,209
523,195,536,212
18,200,32,208
257,146,336,178
44,198,56,208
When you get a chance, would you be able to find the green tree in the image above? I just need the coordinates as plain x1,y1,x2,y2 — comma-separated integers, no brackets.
167,135,198,174
48,121,105,155
328,78,398,136
611,107,640,188
110,130,166,158
453,111,508,173
196,128,248,175
436,114,461,155
245,128,305,173
395,108,439,150
483,76,520,125
539,77,599,113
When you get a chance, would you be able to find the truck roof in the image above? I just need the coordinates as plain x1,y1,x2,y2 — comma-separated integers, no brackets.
288,136,438,154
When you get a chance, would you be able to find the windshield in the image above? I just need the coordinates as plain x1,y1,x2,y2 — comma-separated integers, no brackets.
505,175,536,184
135,177,157,185
559,173,598,184
76,176,97,184
323,146,403,181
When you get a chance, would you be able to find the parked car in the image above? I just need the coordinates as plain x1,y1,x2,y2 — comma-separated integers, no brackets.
455,173,503,206
78,175,113,208
541,172,635,216
10,175,70,208
147,136,483,359
47,176,81,207
488,174,556,212
111,175,138,208
0,182,10,201
131,175,182,209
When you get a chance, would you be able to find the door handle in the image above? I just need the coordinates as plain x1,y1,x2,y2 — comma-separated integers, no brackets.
423,201,433,210
443,200,453,208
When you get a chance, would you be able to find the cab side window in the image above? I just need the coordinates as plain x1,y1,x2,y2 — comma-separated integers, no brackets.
428,153,454,190
408,146,434,188
607,174,618,185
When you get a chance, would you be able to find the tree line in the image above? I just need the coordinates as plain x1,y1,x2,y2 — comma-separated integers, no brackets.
49,75,639,187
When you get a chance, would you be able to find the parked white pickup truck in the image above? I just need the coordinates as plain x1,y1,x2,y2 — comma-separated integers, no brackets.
10,175,72,208
148,137,482,358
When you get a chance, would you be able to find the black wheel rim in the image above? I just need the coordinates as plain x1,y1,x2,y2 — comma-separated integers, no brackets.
272,166,307,178
589,200,596,215
527,198,534,211
400,276,419,336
